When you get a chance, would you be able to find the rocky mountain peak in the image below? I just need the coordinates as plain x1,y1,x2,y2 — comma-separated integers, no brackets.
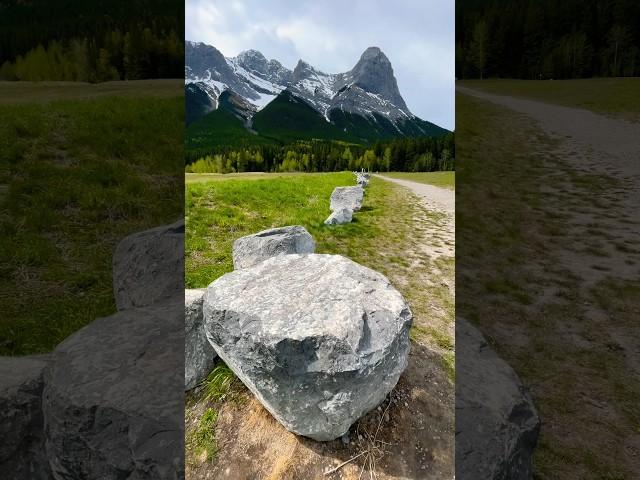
236,49,269,74
267,59,292,84
359,46,385,61
292,59,322,82
349,46,408,113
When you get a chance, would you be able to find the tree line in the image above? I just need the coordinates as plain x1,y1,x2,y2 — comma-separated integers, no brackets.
0,0,183,81
457,0,640,79
185,134,455,174
0,28,183,82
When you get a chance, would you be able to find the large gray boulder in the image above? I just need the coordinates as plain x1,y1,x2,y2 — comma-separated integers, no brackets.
112,220,184,310
329,186,364,213
456,318,540,479
0,355,51,479
203,254,412,441
43,298,184,479
232,225,315,270
185,289,217,391
324,208,353,225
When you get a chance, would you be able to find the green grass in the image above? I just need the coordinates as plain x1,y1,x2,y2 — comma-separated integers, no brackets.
185,169,455,327
0,82,183,355
187,172,360,287
410,325,453,350
185,172,316,184
0,79,183,104
458,78,640,121
188,408,219,462
201,364,238,403
380,171,455,189
442,351,455,382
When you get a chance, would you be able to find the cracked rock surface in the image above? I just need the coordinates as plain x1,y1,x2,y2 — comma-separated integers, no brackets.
185,288,217,390
203,254,412,441
43,298,184,479
232,225,315,270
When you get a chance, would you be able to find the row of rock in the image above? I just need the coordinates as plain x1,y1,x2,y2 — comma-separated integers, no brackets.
1,216,540,477
186,224,413,441
324,170,369,225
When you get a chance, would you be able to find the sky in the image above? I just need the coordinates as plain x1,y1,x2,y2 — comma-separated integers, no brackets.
186,0,455,130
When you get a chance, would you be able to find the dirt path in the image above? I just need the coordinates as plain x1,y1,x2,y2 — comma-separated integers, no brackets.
375,175,455,260
456,88,640,478
457,86,640,289
456,86,640,177
374,176,455,214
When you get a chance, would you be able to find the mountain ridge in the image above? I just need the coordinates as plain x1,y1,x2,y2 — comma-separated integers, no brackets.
185,41,449,145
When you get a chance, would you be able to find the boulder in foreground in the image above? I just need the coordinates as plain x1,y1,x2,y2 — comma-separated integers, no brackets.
112,220,184,310
43,299,184,479
185,289,218,391
456,317,540,480
329,186,364,213
203,254,412,441
232,225,315,270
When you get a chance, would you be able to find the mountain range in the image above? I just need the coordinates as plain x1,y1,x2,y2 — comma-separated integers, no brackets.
185,42,449,148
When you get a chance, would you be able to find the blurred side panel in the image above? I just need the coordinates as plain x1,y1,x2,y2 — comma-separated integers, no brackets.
0,0,185,478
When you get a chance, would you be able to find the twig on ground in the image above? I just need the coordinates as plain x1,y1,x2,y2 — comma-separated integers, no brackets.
324,451,367,476
325,391,396,477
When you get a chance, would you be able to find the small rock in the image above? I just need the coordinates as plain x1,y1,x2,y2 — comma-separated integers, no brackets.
325,208,353,225
112,220,184,310
329,186,364,212
232,225,315,269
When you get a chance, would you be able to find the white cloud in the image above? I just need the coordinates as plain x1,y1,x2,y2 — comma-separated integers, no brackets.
185,0,454,129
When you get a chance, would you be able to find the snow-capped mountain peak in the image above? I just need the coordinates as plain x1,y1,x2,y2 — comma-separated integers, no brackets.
185,42,414,121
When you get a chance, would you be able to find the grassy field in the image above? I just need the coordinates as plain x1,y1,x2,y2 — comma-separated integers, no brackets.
457,91,640,478
0,79,183,104
380,171,455,189
458,78,640,121
185,171,330,184
0,81,183,355
185,172,455,477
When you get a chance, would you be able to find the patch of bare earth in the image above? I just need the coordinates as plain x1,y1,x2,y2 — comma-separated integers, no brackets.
185,182,455,479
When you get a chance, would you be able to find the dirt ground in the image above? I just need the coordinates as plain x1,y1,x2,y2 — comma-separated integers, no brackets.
185,180,455,480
